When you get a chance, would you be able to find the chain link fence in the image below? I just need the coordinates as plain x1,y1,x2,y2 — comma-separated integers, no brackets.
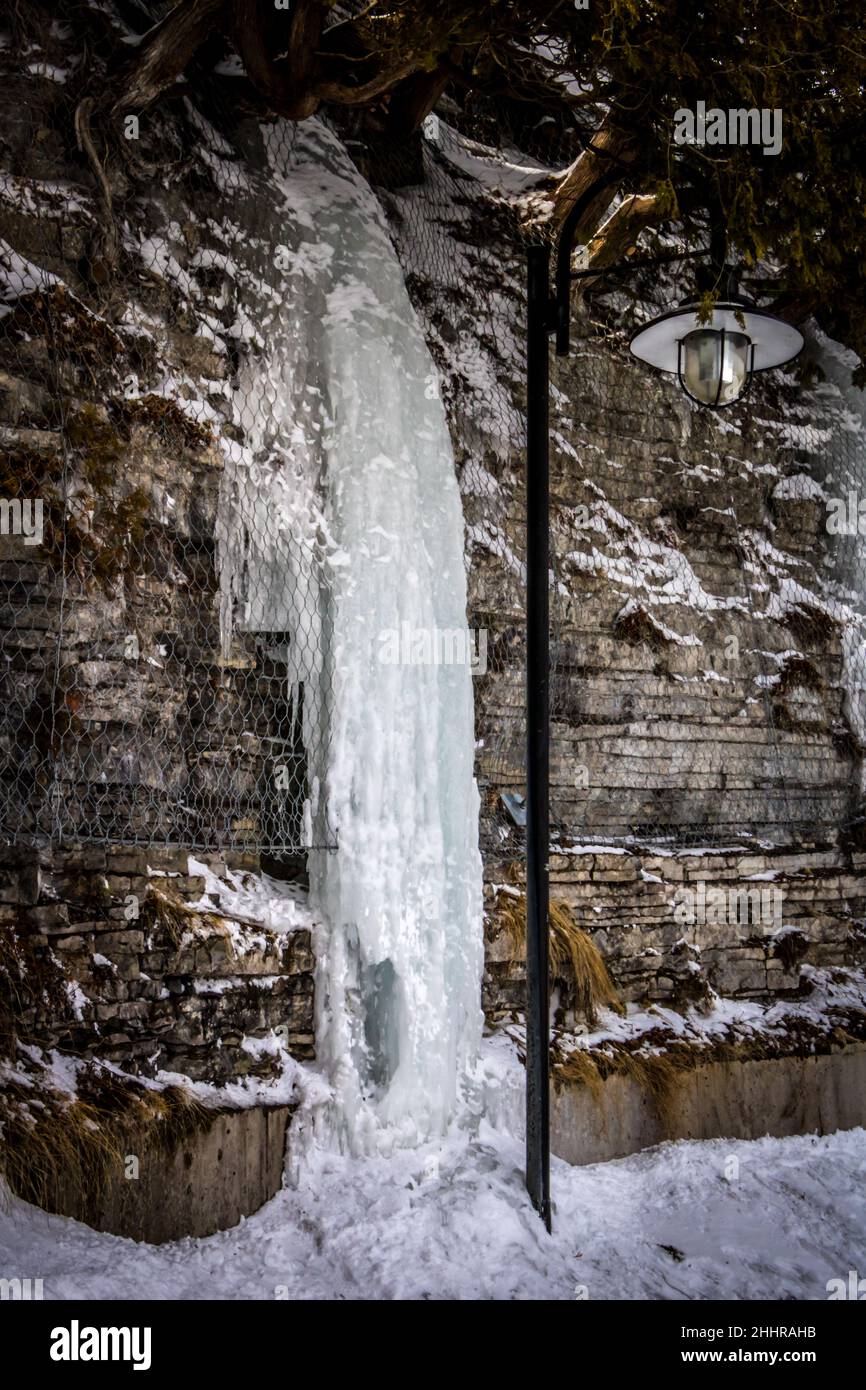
0,32,335,855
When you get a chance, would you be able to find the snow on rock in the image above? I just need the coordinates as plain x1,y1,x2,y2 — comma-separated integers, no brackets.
0,236,59,311
615,597,703,647
805,327,866,760
549,966,866,1059
772,472,827,502
185,857,313,941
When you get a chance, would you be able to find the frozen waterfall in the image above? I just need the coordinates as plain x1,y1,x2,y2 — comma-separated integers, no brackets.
217,119,484,1151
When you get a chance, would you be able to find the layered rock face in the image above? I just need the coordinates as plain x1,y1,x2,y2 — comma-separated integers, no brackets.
0,843,314,1082
0,40,317,1081
0,335,316,1083
1,23,865,1095
382,132,866,1015
468,338,866,1013
484,845,866,1016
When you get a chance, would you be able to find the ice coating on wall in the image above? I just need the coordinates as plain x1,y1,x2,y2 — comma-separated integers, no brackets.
217,119,484,1150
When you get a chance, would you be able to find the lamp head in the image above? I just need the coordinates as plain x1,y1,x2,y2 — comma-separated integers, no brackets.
629,295,804,408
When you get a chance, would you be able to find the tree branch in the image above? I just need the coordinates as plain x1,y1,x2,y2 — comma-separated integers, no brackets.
74,97,120,281
552,120,636,237
584,192,661,277
232,0,322,121
386,63,450,137
315,55,421,108
109,0,228,115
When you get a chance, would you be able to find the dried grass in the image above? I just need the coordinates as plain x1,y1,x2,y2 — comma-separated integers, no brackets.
490,890,624,1026
0,1065,209,1217
141,883,233,955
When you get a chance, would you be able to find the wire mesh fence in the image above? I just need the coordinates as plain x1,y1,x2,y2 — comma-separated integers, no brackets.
1,12,865,872
0,59,335,854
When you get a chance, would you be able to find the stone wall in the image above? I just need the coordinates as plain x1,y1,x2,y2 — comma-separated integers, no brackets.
0,843,314,1083
384,150,866,1012
466,334,866,1014
0,261,307,856
0,45,318,1084
483,844,866,1020
463,330,861,851
376,142,866,1019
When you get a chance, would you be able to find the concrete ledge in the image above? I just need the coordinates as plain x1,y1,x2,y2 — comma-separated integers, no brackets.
36,1104,292,1243
551,1044,866,1166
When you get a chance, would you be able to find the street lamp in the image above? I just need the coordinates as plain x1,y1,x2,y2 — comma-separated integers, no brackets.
523,188,803,1232
629,295,803,408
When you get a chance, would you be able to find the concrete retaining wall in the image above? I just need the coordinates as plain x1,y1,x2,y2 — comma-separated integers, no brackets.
38,1103,292,1244
551,1044,866,1166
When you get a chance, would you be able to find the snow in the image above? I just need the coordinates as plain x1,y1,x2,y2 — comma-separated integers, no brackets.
2,67,863,1303
0,236,59,311
0,173,90,216
567,509,748,618
25,61,69,82
184,858,313,940
1,1086,864,1300
550,966,866,1057
615,597,702,647
7,1032,322,1117
422,114,551,198
64,980,88,1022
5,1007,865,1303
803,328,866,762
772,473,827,502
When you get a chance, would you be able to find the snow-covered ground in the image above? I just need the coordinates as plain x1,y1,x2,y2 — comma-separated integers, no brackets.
3,1118,864,1300
4,996,865,1301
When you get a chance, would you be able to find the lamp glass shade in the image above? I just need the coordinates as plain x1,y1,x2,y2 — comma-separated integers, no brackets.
630,302,803,375
679,328,752,407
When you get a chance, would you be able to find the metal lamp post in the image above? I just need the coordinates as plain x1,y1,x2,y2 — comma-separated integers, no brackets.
524,170,619,1233
523,203,803,1229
